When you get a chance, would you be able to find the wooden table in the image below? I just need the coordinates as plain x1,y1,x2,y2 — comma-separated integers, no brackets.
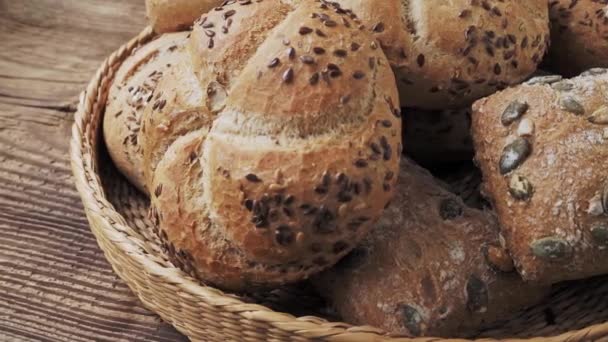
0,1,188,340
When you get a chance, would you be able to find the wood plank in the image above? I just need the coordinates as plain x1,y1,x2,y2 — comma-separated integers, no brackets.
0,0,189,340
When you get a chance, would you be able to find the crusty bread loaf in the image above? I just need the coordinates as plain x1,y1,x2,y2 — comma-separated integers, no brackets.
145,0,221,33
334,0,550,109
546,0,608,76
136,0,401,290
472,69,608,284
403,107,474,165
313,159,548,337
103,32,189,193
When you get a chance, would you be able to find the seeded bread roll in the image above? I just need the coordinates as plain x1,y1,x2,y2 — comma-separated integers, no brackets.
103,32,189,193
313,159,548,337
334,0,550,109
403,107,474,165
546,0,608,77
471,69,608,284
145,0,221,33
138,0,401,290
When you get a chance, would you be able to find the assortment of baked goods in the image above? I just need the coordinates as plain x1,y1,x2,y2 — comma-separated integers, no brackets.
100,0,608,337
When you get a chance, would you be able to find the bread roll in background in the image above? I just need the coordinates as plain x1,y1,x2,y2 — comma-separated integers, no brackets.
103,32,189,193
472,69,608,284
313,159,548,337
146,0,221,33
546,0,608,76
402,107,474,166
130,0,402,291
335,0,550,109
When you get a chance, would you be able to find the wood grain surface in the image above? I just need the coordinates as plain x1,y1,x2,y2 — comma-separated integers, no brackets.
0,1,188,340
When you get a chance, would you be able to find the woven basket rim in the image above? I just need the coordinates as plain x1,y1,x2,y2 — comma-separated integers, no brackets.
69,27,608,342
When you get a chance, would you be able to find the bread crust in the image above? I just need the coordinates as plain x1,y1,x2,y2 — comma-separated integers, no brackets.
335,0,550,109
103,32,189,193
313,160,548,337
547,0,608,76
124,0,401,290
146,0,222,33
472,70,608,284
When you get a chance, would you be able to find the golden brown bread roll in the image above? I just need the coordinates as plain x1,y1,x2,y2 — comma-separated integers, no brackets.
103,32,189,193
132,0,402,290
472,69,608,284
313,159,548,337
546,0,608,76
145,0,222,33
334,0,550,109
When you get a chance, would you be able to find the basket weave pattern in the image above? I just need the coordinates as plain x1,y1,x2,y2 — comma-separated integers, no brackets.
70,28,608,342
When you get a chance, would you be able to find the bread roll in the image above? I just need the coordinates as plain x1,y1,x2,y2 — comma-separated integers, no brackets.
546,0,608,76
103,33,189,193
472,69,608,284
403,107,474,165
334,0,550,109
138,0,401,290
313,159,548,337
145,0,221,33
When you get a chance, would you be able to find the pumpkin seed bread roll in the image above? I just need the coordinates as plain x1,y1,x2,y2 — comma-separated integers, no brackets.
103,32,189,193
546,0,608,77
471,69,608,284
403,107,474,165
334,0,550,109
313,159,548,337
138,0,401,291
145,0,222,33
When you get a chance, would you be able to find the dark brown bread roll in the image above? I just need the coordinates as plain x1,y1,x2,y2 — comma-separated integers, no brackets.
546,0,608,76
313,159,548,337
335,0,550,109
472,69,608,284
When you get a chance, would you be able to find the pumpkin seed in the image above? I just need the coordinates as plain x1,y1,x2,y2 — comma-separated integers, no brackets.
517,118,535,137
499,138,532,175
551,81,574,92
560,96,585,115
591,224,608,246
525,75,562,85
530,237,572,260
466,275,488,313
588,106,608,125
501,101,529,126
587,194,604,216
509,174,534,200
397,304,423,336
580,68,608,77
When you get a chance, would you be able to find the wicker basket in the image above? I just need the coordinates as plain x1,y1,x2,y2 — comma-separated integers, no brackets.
70,27,608,342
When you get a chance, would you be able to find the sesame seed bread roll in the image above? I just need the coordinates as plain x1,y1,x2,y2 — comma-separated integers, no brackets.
334,0,550,109
403,107,474,165
103,32,189,193
145,0,222,33
546,0,608,77
313,159,548,337
471,70,608,284
137,0,401,290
